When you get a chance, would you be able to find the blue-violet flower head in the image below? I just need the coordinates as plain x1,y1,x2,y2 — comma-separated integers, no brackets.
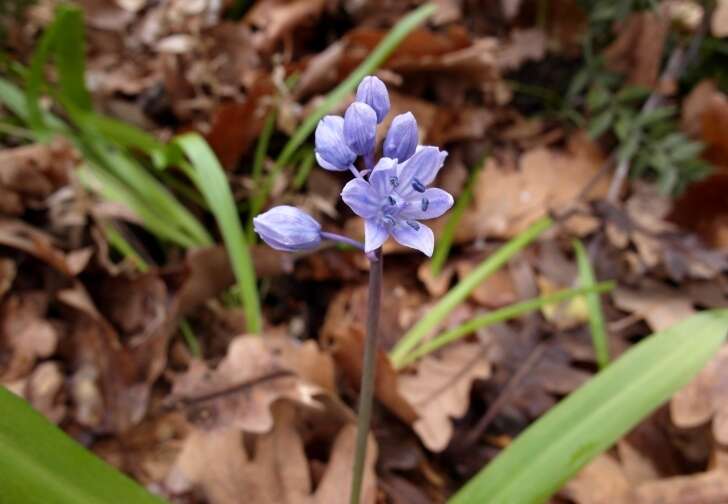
344,102,378,156
383,112,418,162
314,115,356,171
341,146,453,256
253,205,322,252
355,75,390,123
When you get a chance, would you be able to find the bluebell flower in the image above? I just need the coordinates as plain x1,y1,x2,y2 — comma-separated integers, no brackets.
253,206,322,252
344,102,378,156
383,112,418,162
355,76,390,123
314,116,357,171
341,146,453,256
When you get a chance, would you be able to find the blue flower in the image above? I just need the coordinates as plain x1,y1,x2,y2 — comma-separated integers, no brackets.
341,146,453,256
383,112,418,162
314,116,357,171
344,102,378,156
355,76,390,123
253,206,322,252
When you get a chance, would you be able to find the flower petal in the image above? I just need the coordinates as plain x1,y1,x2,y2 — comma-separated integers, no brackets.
391,221,434,257
341,178,379,219
314,116,356,171
253,205,322,252
396,146,448,198
369,157,397,197
344,102,377,156
364,219,389,252
383,112,418,161
400,188,454,220
356,76,390,123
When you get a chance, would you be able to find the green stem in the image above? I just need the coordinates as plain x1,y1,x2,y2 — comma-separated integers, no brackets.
350,249,383,504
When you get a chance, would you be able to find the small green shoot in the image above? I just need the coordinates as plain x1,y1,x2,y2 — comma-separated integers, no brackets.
395,281,614,369
179,319,201,358
389,216,553,366
448,309,728,504
102,224,149,273
174,133,263,334
573,240,610,369
0,387,164,504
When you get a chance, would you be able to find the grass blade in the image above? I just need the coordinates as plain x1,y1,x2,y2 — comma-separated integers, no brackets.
0,387,164,504
573,239,610,369
395,281,614,369
389,216,553,366
448,309,728,504
174,133,263,334
430,153,486,276
248,2,437,221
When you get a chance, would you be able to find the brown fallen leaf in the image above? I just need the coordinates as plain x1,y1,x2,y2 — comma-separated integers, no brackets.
562,454,631,504
5,361,66,424
398,341,491,452
169,334,337,433
167,402,377,504
613,281,695,332
623,470,728,503
245,0,326,54
713,0,728,37
672,344,728,444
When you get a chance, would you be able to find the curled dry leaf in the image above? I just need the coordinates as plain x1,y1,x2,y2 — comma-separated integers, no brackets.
169,334,337,433
398,341,491,452
167,402,377,504
671,344,728,444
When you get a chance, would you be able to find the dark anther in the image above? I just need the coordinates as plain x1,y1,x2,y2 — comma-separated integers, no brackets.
389,176,399,188
407,220,420,231
421,198,429,211
388,195,396,206
412,178,425,193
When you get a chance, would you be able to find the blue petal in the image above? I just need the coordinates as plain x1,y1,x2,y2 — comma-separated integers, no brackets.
400,188,454,220
369,157,397,197
383,112,418,161
314,116,356,171
355,76,390,123
253,205,322,252
364,219,389,252
341,178,379,219
343,102,377,156
391,220,434,257
396,146,448,198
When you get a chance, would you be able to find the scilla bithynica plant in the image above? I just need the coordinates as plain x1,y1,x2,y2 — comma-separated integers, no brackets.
254,75,453,504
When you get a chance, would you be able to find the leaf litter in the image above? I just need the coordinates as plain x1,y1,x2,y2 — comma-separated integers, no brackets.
4,0,728,503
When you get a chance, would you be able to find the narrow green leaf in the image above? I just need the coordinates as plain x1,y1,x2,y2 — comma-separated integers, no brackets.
389,216,553,366
396,281,614,369
0,387,164,504
430,154,486,276
102,224,149,272
249,2,437,221
448,310,728,504
573,240,609,369
174,133,263,334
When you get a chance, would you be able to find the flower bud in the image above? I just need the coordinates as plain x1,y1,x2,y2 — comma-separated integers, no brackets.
355,76,390,123
344,102,378,156
253,206,321,252
383,112,418,161
315,116,357,171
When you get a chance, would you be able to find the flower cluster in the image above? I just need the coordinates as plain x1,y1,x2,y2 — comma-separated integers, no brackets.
254,75,453,257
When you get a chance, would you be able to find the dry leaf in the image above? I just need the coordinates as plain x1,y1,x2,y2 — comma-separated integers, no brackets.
167,402,377,504
563,454,631,504
613,282,695,332
398,341,491,451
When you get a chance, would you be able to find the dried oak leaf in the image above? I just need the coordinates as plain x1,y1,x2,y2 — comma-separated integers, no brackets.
167,402,377,504
398,341,491,452
169,334,337,433
244,0,326,53
613,281,695,332
5,361,66,424
672,344,728,444
562,454,631,504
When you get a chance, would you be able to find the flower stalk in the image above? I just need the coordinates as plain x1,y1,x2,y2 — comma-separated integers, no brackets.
350,248,382,504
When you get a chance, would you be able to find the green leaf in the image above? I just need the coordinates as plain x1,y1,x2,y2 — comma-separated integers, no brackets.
389,216,553,367
395,281,614,369
587,109,614,139
0,386,164,504
448,309,728,504
173,133,263,334
573,240,609,369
